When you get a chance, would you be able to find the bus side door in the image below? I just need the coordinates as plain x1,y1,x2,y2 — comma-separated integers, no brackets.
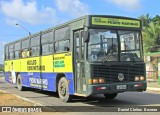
74,30,86,94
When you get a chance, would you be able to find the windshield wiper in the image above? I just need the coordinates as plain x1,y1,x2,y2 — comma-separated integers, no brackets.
102,54,109,63
102,50,114,63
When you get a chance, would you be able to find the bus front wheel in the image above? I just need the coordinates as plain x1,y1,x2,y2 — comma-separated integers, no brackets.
16,74,24,91
58,77,72,102
104,93,118,100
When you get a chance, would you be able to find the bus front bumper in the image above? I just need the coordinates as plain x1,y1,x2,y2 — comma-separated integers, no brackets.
87,81,147,96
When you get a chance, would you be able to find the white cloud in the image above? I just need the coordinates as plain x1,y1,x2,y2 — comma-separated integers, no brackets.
55,0,89,17
0,0,57,24
5,18,19,26
106,0,141,11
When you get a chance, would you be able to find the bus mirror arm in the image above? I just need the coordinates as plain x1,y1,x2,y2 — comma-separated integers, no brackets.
84,31,89,42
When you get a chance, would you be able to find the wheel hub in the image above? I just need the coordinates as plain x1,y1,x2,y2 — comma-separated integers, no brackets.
60,83,66,96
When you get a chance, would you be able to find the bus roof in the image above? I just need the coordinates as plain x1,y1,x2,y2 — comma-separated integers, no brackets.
5,15,141,46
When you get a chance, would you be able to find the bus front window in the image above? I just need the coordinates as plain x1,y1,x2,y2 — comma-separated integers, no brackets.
87,29,118,62
119,31,142,62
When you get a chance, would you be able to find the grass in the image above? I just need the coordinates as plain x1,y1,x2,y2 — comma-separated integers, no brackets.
0,91,3,96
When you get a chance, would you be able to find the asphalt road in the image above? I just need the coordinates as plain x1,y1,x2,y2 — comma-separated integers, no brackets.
0,79,160,112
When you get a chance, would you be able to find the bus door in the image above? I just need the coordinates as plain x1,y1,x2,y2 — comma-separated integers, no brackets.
74,30,86,94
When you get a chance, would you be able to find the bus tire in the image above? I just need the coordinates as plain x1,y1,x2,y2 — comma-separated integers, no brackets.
58,77,72,102
104,93,118,100
16,74,24,91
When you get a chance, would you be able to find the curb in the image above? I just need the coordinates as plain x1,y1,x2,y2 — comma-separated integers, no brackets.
0,89,44,106
0,89,57,112
147,87,160,92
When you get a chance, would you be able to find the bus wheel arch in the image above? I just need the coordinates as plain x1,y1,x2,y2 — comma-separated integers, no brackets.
56,73,66,92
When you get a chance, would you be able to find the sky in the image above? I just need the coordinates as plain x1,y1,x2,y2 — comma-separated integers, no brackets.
0,0,159,64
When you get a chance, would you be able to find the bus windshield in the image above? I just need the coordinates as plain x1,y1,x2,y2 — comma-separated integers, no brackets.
87,29,142,62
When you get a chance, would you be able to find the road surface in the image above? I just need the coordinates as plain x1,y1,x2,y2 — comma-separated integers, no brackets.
0,79,160,112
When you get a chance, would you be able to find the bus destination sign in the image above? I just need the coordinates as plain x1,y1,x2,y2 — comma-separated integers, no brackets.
92,17,140,28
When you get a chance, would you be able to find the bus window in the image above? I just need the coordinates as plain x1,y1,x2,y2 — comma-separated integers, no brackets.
81,31,84,59
87,29,118,62
9,44,14,52
9,44,14,60
41,32,53,44
5,53,9,60
31,36,40,56
41,32,53,55
55,40,70,53
9,52,14,60
14,42,21,59
55,27,70,41
5,45,9,60
31,46,40,56
42,44,53,55
22,39,29,49
22,39,29,58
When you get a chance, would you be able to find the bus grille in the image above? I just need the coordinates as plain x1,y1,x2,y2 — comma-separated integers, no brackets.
92,63,145,83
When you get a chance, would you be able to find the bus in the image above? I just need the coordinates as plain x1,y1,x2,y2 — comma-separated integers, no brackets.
4,15,147,102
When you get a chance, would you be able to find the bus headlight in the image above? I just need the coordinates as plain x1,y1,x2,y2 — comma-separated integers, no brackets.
140,76,144,81
135,76,139,81
93,79,98,84
99,78,105,83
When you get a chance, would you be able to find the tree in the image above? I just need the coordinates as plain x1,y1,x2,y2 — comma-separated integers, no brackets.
140,14,160,53
139,13,152,27
0,68,4,71
152,15,160,24
142,21,160,52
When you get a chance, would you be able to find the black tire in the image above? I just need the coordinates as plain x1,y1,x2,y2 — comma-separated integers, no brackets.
58,77,72,102
16,74,24,91
104,93,118,100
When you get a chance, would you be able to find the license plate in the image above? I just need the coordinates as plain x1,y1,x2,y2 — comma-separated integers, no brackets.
116,85,127,90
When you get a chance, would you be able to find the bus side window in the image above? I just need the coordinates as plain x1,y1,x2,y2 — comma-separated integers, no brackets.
14,41,21,59
64,47,70,51
15,51,20,59
42,44,53,55
30,36,40,57
27,48,32,57
19,50,23,58
55,40,70,53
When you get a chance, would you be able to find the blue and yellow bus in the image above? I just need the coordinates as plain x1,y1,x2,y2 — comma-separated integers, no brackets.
4,15,147,102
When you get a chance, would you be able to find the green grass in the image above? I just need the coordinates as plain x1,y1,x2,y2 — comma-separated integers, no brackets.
0,92,3,96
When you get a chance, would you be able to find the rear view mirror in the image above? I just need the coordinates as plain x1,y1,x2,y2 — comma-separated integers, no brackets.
84,31,89,42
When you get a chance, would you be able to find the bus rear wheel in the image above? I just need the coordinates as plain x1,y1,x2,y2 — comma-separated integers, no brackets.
58,77,72,102
104,93,118,100
16,74,24,91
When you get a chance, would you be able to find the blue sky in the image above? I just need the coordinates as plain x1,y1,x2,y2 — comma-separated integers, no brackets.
0,0,159,64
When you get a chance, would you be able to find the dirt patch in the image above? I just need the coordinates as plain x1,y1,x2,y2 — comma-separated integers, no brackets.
0,77,33,106
0,91,34,106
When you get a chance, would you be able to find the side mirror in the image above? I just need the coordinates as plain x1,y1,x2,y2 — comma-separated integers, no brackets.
84,31,89,42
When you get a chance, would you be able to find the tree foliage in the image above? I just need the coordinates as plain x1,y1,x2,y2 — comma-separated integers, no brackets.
0,68,4,71
139,14,160,53
139,13,152,27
